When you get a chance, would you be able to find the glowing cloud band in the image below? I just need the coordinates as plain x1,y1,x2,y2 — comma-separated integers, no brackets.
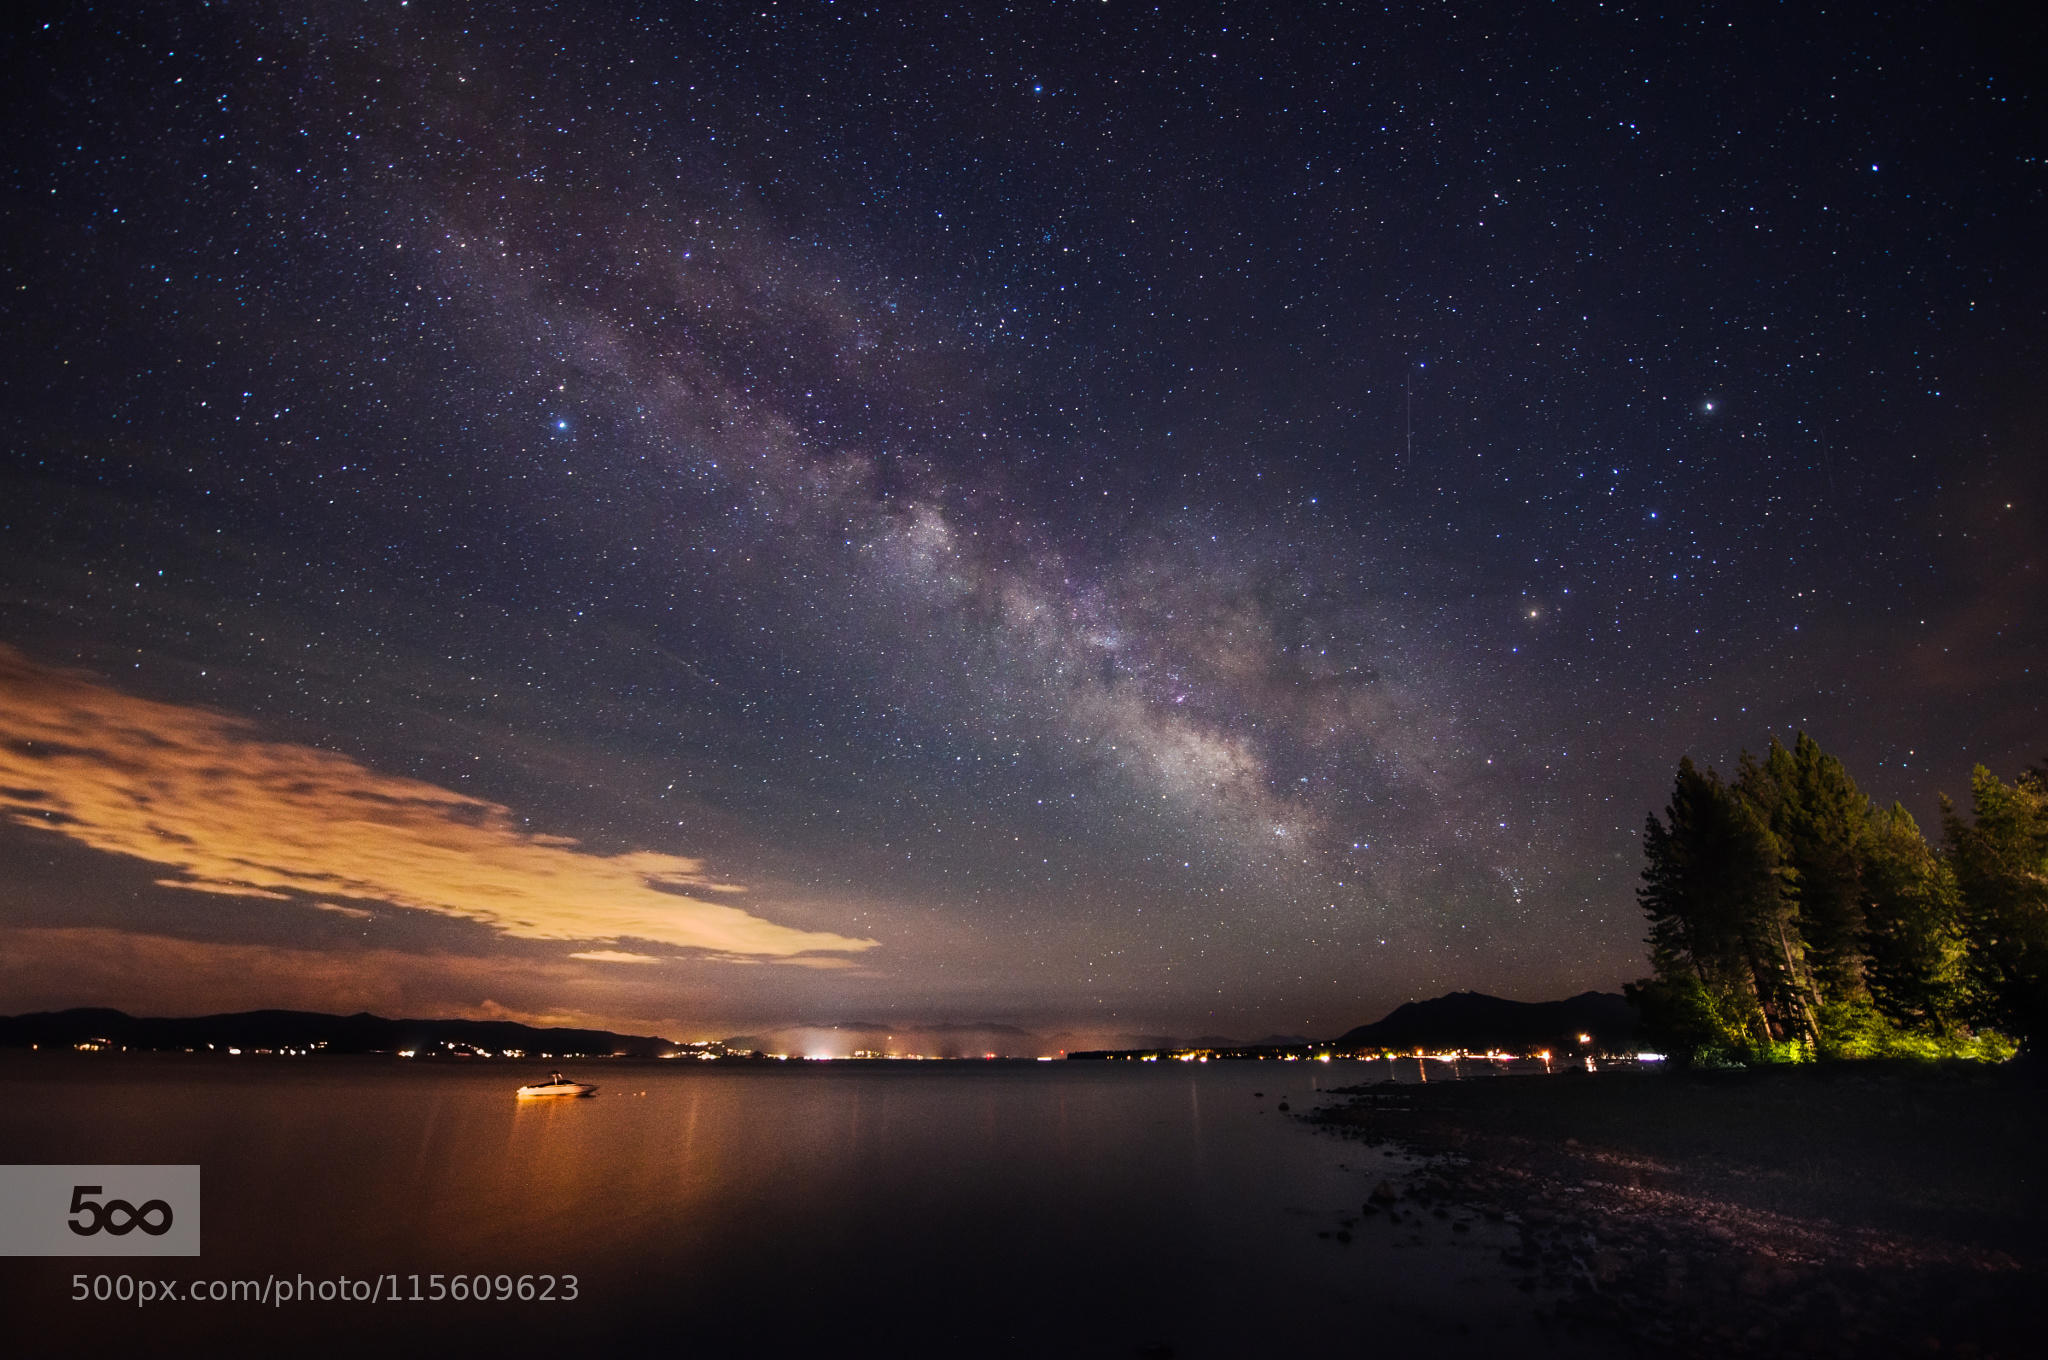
0,646,877,961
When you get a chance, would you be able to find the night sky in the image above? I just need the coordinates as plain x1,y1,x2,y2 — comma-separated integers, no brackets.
2,2,2042,1051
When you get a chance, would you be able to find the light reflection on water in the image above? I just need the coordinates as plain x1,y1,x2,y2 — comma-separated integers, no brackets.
0,1055,1609,1358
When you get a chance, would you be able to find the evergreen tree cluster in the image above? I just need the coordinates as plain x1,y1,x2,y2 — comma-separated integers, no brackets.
1629,734,2048,1063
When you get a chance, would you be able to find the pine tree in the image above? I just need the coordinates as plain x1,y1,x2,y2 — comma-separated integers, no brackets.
1752,734,1871,1007
1861,802,1970,1032
1639,756,1815,1050
1943,766,2048,1050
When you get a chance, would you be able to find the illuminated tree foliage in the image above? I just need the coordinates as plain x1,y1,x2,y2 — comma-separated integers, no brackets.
1943,766,2048,1049
1631,734,2028,1063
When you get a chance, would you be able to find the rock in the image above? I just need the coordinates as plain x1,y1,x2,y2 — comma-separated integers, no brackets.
1370,1180,1398,1204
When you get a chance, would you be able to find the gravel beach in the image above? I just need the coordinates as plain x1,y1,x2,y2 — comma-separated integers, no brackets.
1311,1062,2046,1358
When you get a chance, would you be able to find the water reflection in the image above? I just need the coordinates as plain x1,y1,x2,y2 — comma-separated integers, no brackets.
0,1055,1607,1358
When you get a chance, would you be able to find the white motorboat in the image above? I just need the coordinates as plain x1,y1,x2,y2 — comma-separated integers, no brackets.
516,1072,597,1098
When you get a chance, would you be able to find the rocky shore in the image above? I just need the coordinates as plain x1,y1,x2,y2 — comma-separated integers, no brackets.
1309,1062,2046,1358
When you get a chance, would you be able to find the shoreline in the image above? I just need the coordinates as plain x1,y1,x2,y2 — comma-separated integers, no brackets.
1310,1063,2046,1358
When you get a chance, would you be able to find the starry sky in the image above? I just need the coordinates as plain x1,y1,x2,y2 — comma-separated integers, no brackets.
2,1,2042,1050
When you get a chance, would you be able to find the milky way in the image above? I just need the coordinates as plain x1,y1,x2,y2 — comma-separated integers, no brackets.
2,3,2042,1043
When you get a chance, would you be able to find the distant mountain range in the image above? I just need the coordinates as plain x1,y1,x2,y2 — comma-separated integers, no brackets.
0,992,1639,1061
1330,990,1637,1052
0,1008,675,1058
1068,993,1637,1059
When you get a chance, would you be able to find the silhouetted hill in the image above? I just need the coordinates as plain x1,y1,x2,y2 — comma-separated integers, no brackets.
0,1008,674,1057
1331,991,1637,1052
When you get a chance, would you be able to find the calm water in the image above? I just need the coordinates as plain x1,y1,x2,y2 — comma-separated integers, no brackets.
0,1053,1611,1358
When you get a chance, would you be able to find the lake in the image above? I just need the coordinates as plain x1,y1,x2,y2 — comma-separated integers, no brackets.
0,1053,1618,1358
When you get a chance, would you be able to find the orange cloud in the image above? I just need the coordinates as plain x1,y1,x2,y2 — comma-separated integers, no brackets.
0,647,876,960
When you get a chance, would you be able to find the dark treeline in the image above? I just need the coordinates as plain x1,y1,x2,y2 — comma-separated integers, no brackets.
1630,734,2048,1063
